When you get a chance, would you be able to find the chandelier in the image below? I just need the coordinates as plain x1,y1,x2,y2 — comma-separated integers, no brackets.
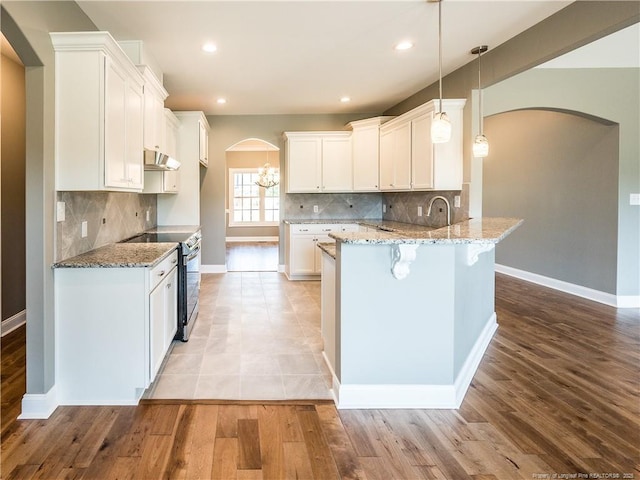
255,154,279,188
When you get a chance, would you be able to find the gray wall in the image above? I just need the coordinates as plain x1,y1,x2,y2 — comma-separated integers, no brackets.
201,113,376,267
483,109,619,294
1,1,97,395
1,42,26,321
483,67,639,297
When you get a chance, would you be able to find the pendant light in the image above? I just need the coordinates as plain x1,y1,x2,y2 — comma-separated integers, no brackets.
431,0,451,143
255,150,279,189
471,45,489,158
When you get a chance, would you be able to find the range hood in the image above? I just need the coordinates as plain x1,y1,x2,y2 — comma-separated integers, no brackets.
144,149,181,171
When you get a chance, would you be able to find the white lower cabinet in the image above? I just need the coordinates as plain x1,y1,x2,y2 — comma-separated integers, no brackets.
285,223,358,280
55,249,178,405
320,250,337,375
149,267,177,380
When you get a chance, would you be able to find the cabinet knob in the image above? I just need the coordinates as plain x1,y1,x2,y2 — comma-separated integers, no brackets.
158,270,166,277
167,283,172,289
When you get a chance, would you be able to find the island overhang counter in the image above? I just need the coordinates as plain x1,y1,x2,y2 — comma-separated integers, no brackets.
319,217,523,409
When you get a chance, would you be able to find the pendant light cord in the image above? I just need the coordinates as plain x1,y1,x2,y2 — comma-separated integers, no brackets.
438,0,443,114
478,49,482,135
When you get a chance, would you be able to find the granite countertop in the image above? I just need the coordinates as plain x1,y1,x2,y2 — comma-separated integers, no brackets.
144,225,200,234
53,243,178,268
317,242,337,259
330,217,523,245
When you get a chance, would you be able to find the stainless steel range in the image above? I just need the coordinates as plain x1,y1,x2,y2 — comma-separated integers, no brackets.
123,229,201,341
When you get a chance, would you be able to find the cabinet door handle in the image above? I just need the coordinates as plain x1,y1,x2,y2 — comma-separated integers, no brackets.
171,258,177,264
167,283,172,289
300,228,309,232
158,270,166,277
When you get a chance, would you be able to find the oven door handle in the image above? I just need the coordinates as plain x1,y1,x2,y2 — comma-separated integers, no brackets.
185,244,201,262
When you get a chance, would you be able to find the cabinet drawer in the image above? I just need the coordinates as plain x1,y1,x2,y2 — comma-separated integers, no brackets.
290,223,359,235
290,224,334,234
150,249,178,291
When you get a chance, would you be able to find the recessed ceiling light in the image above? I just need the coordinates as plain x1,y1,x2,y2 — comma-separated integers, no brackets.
395,41,414,51
340,96,351,103
216,98,227,104
202,43,217,53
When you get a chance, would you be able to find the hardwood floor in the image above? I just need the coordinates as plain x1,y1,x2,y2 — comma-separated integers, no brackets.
1,325,26,440
2,274,639,479
226,242,279,272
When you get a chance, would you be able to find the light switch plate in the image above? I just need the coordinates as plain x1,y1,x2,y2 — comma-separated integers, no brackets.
383,204,387,213
56,201,66,222
81,221,88,238
454,195,461,208
417,206,423,217
630,193,640,206
313,205,319,213
146,210,150,222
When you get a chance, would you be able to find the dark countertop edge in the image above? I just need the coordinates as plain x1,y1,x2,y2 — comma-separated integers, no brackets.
52,243,179,269
283,218,382,225
145,225,201,234
317,242,337,259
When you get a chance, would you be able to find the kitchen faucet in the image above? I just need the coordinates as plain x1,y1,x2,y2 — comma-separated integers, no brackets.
426,196,451,226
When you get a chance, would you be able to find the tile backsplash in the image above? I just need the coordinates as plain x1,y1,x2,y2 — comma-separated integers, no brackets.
382,184,469,228
285,184,469,227
56,191,157,261
284,193,382,220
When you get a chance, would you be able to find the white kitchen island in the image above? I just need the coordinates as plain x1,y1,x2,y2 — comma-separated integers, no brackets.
319,217,522,409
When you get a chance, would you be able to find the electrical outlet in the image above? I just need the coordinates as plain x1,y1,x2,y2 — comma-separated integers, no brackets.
383,204,387,213
146,210,150,222
417,206,423,217
630,193,640,205
56,202,66,222
313,205,319,213
454,195,461,208
81,221,88,238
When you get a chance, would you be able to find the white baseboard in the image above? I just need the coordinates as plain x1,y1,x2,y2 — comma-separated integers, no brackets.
335,314,498,409
18,385,58,419
2,310,26,337
453,313,498,406
200,264,227,273
226,236,279,242
495,264,639,308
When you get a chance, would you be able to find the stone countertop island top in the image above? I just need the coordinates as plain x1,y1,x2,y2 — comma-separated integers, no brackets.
53,243,178,268
144,225,200,234
317,242,337,259
330,217,523,245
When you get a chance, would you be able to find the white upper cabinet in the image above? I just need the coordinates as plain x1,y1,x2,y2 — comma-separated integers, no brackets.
51,32,145,192
198,119,210,167
139,65,168,153
284,132,352,193
379,121,412,190
285,134,322,192
349,117,393,191
321,134,352,192
164,108,180,159
143,109,181,195
379,99,466,192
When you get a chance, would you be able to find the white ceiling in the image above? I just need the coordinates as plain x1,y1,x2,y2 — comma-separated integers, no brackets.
77,0,574,115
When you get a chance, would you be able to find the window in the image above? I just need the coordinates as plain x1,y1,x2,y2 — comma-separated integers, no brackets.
229,168,280,226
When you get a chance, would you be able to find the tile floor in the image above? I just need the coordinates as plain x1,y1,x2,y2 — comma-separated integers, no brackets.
144,271,333,400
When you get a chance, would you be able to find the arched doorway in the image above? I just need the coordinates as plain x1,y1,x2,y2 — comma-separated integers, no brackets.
225,139,280,272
